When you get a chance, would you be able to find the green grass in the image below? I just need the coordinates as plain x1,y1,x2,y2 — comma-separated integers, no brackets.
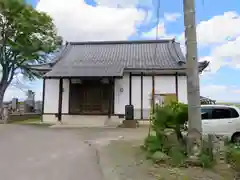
11,118,52,127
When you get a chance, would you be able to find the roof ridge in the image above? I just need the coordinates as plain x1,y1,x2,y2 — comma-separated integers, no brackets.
69,39,177,46
51,43,72,65
166,41,181,66
171,41,185,65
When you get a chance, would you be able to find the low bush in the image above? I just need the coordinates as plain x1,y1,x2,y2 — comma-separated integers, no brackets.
226,143,240,171
152,102,188,145
199,152,214,168
168,146,186,166
144,135,163,153
143,101,189,166
144,101,217,168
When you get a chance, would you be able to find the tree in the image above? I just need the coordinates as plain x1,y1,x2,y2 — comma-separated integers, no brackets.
0,0,61,115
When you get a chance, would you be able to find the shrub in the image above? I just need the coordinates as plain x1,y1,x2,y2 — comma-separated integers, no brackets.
143,101,189,166
144,135,163,153
199,153,214,168
168,146,186,166
226,144,240,171
152,101,188,144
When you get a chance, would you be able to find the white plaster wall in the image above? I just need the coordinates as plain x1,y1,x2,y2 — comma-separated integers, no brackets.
114,73,129,114
43,79,59,113
155,76,176,94
113,75,187,119
142,76,152,119
178,76,187,103
62,79,69,113
42,114,58,123
43,75,187,122
43,79,70,114
132,76,141,119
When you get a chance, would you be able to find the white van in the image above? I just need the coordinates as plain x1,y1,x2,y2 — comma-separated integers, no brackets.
201,104,240,142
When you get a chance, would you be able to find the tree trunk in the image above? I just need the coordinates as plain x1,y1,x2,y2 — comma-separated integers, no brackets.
0,92,4,121
0,82,8,121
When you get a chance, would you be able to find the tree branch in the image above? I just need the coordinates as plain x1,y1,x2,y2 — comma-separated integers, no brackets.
7,66,15,85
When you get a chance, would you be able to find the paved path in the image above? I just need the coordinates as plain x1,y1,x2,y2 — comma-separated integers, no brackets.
0,125,103,180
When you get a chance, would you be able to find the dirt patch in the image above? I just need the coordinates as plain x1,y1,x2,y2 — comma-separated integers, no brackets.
98,139,235,180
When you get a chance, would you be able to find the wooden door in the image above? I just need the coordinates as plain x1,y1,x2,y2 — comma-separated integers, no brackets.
70,80,112,114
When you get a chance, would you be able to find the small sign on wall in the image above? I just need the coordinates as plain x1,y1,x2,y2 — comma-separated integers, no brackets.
71,79,82,84
155,95,165,106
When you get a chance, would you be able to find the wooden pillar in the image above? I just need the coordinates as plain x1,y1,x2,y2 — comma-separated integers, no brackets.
41,78,46,122
152,75,155,113
112,78,115,116
129,73,132,105
140,73,143,119
68,78,71,114
108,78,114,118
58,78,63,121
175,73,179,101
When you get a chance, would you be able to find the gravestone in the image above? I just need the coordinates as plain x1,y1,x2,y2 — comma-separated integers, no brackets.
34,101,42,113
24,90,35,112
11,98,18,112
3,104,9,124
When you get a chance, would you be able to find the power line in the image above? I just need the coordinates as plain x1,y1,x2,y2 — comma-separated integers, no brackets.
155,0,161,41
153,0,161,64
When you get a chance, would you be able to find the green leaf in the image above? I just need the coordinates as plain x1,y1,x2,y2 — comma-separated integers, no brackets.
0,0,61,91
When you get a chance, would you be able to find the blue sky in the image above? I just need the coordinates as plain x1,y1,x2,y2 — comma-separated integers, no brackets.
5,0,240,102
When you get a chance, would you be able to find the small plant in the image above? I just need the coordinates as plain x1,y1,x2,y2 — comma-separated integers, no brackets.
168,146,186,167
144,135,163,153
199,153,214,168
152,101,188,145
226,143,240,170
143,101,189,167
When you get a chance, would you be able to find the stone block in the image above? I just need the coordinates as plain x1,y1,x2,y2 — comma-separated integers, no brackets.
122,120,138,128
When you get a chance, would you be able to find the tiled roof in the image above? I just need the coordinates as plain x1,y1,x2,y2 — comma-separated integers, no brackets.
44,39,207,77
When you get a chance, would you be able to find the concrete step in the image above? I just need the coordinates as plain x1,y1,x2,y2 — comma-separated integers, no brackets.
60,115,123,127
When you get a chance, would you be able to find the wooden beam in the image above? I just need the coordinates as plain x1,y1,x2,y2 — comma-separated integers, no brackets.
58,78,63,121
140,72,143,119
129,73,132,105
108,78,114,118
152,75,155,113
175,73,179,101
68,78,71,114
112,78,115,115
41,78,46,122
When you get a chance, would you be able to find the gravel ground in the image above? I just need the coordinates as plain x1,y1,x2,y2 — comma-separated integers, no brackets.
1,124,233,180
0,124,104,180
95,136,235,180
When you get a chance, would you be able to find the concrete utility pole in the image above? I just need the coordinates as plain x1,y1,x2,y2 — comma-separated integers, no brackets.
183,0,202,133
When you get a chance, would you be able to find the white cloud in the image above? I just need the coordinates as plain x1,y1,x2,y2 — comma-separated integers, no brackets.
197,11,240,46
94,0,141,8
176,11,240,73
164,12,181,22
142,22,177,39
4,0,146,101
178,11,240,46
36,0,145,41
200,35,240,74
201,84,240,102
3,74,43,101
232,89,240,94
4,83,43,102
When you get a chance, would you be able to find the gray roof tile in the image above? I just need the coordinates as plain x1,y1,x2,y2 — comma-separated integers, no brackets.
44,40,205,77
